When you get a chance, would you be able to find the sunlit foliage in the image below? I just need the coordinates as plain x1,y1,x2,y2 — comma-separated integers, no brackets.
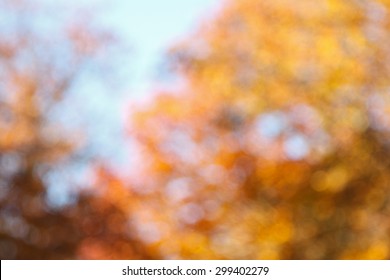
121,0,390,259
4,0,390,260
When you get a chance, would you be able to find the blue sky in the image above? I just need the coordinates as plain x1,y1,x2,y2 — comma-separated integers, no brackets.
100,0,222,98
76,0,222,163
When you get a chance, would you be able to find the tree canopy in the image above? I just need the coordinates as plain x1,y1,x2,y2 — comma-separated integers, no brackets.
0,0,147,259
119,0,390,259
3,0,390,260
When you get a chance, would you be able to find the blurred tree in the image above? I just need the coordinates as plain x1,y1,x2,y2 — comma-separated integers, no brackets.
0,0,148,259
120,0,390,259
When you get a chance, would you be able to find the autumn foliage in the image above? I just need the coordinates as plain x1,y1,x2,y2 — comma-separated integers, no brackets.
3,0,390,260
121,0,390,259
0,0,145,259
